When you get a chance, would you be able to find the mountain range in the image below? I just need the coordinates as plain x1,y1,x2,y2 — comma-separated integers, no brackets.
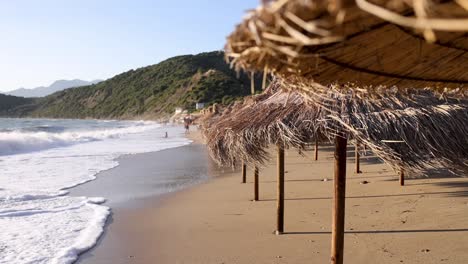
5,79,103,98
0,51,261,119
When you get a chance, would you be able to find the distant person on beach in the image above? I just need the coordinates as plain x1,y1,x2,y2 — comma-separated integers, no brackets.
164,132,168,138
183,116,192,133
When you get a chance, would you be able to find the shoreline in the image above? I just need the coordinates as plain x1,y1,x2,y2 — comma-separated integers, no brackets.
70,129,228,263
73,130,468,264
70,126,206,208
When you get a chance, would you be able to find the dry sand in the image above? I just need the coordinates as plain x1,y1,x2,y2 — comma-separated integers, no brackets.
78,130,468,264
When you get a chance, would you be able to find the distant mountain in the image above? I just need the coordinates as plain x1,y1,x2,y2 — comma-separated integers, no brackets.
0,51,262,119
6,79,103,98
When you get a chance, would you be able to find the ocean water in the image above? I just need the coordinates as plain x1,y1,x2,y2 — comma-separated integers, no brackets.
0,118,191,264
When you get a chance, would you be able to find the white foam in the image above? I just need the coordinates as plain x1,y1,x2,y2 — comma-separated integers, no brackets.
0,122,162,156
0,196,110,264
0,120,191,264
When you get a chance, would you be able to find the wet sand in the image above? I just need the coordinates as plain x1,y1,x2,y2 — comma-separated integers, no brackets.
71,142,228,263
73,132,468,264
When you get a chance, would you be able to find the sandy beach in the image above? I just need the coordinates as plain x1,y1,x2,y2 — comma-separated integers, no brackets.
2,1,466,263
73,130,468,264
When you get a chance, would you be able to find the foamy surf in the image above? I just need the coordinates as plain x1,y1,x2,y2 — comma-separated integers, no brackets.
0,118,191,263
0,196,110,264
0,120,162,156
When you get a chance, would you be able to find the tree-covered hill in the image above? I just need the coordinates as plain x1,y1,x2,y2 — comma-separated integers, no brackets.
1,51,261,119
0,94,36,117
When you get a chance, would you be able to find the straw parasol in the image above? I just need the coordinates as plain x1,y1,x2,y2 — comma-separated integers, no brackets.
276,77,468,172
204,80,467,238
198,82,272,191
204,82,327,167
203,81,329,233
222,1,467,263
226,0,468,94
206,78,468,174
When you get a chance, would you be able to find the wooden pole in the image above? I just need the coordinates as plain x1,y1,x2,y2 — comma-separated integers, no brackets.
400,169,405,186
262,68,268,90
254,166,259,201
251,72,259,200
331,136,347,264
355,142,361,174
314,138,319,161
242,162,247,184
381,140,406,186
276,145,285,234
250,72,255,94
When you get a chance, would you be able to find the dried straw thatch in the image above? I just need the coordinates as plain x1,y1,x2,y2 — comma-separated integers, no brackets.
226,0,468,93
282,76,468,173
199,91,271,135
204,78,468,174
332,102,468,173
204,82,327,166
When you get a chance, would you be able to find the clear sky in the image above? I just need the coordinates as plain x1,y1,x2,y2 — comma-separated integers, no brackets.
0,0,259,91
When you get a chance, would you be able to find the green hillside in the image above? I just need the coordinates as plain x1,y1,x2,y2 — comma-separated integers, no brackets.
1,51,260,119
0,94,36,117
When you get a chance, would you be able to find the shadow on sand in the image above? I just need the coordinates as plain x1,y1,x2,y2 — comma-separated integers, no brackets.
283,228,468,235
257,190,468,202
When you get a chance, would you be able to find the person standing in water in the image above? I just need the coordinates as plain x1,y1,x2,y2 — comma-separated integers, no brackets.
183,116,191,133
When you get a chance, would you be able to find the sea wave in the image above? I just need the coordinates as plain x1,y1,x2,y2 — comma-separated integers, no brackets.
0,122,161,156
0,196,110,264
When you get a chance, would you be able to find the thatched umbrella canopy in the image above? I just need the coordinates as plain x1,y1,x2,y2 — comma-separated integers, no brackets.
204,82,327,167
206,77,468,173
275,77,468,171
336,102,468,172
226,0,467,95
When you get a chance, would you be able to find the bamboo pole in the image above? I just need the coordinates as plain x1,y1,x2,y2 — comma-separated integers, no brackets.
314,138,319,161
242,162,247,184
355,142,362,174
400,169,405,186
276,145,285,234
331,136,347,264
254,166,259,201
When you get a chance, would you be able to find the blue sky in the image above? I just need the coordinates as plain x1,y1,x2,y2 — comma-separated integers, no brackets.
0,0,258,91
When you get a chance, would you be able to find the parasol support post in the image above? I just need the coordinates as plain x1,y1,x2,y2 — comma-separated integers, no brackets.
381,140,406,186
355,142,362,174
242,162,247,184
253,166,259,201
314,138,319,161
262,67,268,90
400,169,405,186
276,145,285,234
250,72,255,95
331,135,347,264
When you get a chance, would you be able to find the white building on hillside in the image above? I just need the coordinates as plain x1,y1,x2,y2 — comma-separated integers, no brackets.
195,102,205,110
